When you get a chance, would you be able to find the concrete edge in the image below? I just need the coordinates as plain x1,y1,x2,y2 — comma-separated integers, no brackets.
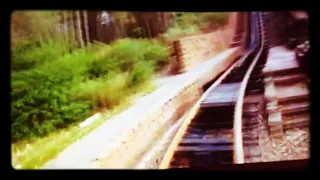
41,47,241,169
92,47,241,168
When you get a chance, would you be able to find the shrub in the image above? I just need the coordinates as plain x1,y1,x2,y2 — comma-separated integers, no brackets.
162,25,200,42
11,46,102,142
107,39,145,72
129,59,156,86
12,40,68,71
81,38,169,107
11,69,93,141
11,38,169,142
140,39,170,70
71,72,130,109
161,12,229,43
88,38,170,79
175,12,201,29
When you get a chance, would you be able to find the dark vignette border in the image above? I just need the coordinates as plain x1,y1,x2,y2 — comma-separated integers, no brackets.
6,1,316,178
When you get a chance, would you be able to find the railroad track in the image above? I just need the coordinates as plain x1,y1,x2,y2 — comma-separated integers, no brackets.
158,12,270,168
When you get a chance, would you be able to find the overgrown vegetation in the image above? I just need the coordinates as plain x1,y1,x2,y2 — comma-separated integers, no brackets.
11,11,229,169
11,81,156,169
161,12,229,43
11,39,169,142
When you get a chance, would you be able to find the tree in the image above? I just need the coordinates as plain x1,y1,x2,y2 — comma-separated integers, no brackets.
87,11,99,43
83,11,90,45
76,11,85,48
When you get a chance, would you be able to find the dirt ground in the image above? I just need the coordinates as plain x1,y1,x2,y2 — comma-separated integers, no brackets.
244,114,310,163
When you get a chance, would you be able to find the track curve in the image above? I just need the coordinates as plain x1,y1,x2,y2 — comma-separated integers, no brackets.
159,12,270,168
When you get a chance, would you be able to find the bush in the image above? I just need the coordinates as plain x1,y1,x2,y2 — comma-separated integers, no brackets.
129,59,156,86
11,48,98,141
71,73,130,109
140,39,171,69
161,12,229,43
162,25,200,42
12,40,68,71
88,38,169,78
11,69,93,141
11,38,169,142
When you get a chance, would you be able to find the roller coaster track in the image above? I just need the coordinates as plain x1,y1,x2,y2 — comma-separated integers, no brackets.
158,12,273,169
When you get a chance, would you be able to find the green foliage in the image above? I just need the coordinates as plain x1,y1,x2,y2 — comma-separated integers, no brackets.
141,39,171,70
175,12,201,29
161,12,229,43
11,10,230,144
88,38,169,79
200,13,228,24
12,40,68,71
132,27,144,37
11,71,93,141
11,11,63,46
11,11,83,71
11,49,96,141
23,11,61,39
11,43,98,141
175,12,229,30
71,73,130,109
11,38,169,142
198,12,229,30
130,59,155,86
162,25,200,42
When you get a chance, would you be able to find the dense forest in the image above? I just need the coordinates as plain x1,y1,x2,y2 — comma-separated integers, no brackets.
11,11,229,169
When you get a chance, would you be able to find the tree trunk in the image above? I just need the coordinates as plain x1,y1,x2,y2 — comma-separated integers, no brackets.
87,11,98,43
79,11,86,45
149,12,160,37
83,11,90,45
63,11,69,51
76,11,84,48
161,12,167,33
69,11,76,51
118,18,126,38
72,11,79,47
132,12,146,37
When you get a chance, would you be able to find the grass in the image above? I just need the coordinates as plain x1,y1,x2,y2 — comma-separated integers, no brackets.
11,81,157,169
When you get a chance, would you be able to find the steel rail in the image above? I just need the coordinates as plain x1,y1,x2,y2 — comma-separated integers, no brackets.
159,12,265,168
233,12,266,164
158,48,250,169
